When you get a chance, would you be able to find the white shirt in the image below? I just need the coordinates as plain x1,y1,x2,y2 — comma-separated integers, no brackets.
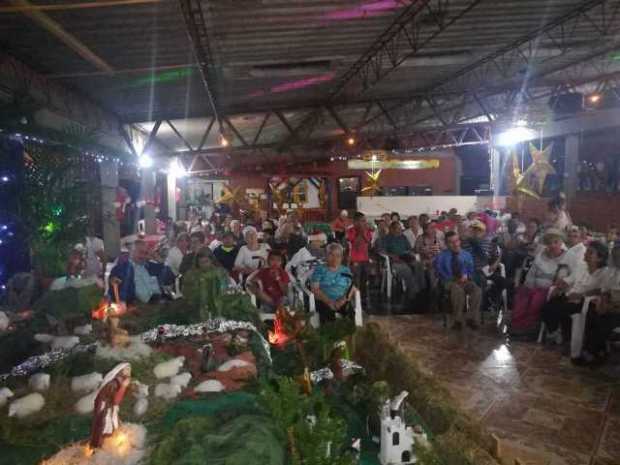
570,266,609,295
403,228,419,249
234,243,271,271
165,246,185,275
84,236,104,277
525,250,567,289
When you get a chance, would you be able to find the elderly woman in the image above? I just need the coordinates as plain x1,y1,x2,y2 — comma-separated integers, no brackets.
310,243,355,324
511,228,567,336
579,244,620,365
541,241,608,348
234,226,271,277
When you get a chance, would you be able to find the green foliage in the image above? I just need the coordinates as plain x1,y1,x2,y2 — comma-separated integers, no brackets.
259,377,355,465
149,415,285,465
31,284,101,330
183,268,262,327
21,143,92,277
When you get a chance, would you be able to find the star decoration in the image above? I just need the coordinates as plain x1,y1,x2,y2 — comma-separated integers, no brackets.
218,185,245,207
516,142,556,199
361,169,382,196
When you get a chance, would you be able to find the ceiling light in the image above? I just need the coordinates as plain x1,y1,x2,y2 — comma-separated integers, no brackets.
496,126,535,147
346,136,356,146
138,153,153,169
588,93,602,104
220,134,229,147
170,158,187,178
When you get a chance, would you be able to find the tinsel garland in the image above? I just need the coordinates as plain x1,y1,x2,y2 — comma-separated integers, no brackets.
0,343,96,382
141,318,273,364
309,360,364,385
0,319,271,382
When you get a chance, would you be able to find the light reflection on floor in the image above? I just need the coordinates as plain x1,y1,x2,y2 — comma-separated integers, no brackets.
371,314,620,465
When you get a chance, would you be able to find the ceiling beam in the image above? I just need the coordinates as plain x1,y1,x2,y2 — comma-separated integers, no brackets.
283,0,484,145
10,0,113,73
0,0,161,13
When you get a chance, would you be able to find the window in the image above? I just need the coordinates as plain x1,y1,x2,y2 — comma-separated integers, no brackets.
392,432,400,446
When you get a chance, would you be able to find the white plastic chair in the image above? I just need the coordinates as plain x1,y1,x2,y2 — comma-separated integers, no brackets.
568,296,597,359
379,253,420,300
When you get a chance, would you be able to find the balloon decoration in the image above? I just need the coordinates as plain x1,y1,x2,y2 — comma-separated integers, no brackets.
515,142,556,199
361,169,383,196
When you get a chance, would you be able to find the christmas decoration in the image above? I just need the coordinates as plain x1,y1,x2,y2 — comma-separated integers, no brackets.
218,185,245,208
515,142,556,199
91,278,129,347
361,170,383,196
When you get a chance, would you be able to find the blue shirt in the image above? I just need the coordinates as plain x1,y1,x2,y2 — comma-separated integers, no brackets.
311,264,352,301
433,249,475,283
132,260,161,303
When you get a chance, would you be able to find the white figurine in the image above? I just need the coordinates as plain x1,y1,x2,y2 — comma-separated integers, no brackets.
153,356,185,379
154,382,182,400
0,387,14,407
379,391,426,465
8,393,45,418
71,372,103,393
29,373,51,392
170,372,192,389
194,379,225,393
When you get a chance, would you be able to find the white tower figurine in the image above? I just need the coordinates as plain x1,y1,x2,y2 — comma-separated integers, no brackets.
378,391,420,465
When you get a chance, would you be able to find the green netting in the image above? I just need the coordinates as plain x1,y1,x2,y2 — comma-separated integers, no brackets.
149,414,285,465
154,392,263,433
0,414,90,465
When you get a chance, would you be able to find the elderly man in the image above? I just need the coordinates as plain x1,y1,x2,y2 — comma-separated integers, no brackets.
462,220,499,285
434,231,482,330
380,221,425,302
311,243,355,324
403,215,421,249
165,232,190,276
108,240,173,304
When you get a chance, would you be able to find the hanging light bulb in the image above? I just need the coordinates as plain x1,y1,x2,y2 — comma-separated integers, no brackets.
346,136,356,146
220,133,229,147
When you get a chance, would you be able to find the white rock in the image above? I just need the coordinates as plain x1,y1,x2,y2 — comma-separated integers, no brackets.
71,372,103,393
154,382,182,400
153,356,185,379
73,324,92,336
35,334,80,350
29,373,51,392
170,372,192,389
194,379,225,393
34,333,54,344
133,397,148,417
8,393,45,418
217,358,251,372
0,387,14,407
74,391,98,415
132,381,149,399
50,336,80,350
0,311,9,332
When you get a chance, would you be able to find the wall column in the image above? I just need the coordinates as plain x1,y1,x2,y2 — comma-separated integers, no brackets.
167,173,177,221
564,134,580,201
100,160,120,258
140,168,157,234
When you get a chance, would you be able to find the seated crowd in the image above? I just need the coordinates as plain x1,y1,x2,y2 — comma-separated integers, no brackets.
33,193,620,367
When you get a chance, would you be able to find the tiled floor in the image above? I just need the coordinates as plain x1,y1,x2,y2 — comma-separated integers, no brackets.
371,314,620,465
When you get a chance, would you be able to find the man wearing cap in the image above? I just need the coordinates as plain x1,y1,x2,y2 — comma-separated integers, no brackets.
347,212,373,297
462,220,499,284
434,231,482,330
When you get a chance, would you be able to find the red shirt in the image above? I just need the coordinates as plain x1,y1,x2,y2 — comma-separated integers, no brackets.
347,227,372,263
256,267,290,304
332,217,352,233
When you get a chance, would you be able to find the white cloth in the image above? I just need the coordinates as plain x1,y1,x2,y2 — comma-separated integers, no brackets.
560,242,587,287
234,243,271,271
84,236,104,277
286,247,322,284
403,228,419,249
165,246,185,275
524,249,567,289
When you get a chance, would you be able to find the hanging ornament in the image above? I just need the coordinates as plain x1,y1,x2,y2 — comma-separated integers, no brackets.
361,169,383,196
515,142,556,199
504,149,521,195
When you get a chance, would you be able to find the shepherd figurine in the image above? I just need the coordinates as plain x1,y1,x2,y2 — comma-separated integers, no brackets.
87,362,132,454
92,277,129,347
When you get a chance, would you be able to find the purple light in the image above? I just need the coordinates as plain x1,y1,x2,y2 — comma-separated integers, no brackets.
324,0,407,21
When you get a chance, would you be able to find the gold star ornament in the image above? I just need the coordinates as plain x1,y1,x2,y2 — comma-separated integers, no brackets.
515,142,556,199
